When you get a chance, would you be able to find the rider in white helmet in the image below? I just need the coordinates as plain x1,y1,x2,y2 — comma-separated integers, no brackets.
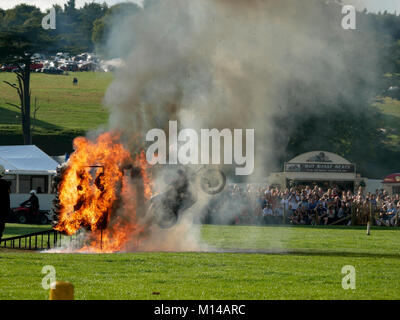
0,165,10,241
21,188,39,214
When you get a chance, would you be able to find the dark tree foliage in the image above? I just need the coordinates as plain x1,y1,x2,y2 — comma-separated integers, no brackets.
0,2,110,54
91,2,141,55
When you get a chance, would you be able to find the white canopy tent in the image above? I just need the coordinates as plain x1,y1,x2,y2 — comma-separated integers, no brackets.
0,145,58,175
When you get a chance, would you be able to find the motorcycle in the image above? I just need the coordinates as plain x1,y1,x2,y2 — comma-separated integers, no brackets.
51,164,226,232
148,166,226,228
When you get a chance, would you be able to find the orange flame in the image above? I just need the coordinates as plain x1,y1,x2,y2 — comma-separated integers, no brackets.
54,131,152,252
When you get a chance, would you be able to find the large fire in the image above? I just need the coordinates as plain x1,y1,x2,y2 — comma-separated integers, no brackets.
54,131,153,252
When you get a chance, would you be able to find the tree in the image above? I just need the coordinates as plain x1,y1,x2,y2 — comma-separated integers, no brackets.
92,2,140,52
79,2,108,49
1,4,42,28
64,0,77,17
0,21,51,144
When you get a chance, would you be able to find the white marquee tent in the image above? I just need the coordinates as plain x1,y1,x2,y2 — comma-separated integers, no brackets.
0,145,59,210
0,145,58,174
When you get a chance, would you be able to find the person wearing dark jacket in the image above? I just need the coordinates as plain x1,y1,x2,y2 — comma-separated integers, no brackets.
21,190,40,214
0,165,10,242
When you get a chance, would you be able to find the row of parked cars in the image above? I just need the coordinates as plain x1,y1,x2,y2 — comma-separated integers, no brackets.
1,52,123,75
1,63,100,74
0,62,64,74
0,52,100,75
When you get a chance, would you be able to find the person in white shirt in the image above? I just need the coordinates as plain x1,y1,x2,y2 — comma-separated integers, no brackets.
263,205,274,216
262,205,274,224
290,199,298,211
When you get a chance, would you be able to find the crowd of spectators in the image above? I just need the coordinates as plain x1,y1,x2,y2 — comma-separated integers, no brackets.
203,184,400,227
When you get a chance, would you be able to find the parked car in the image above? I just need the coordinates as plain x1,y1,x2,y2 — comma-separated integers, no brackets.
60,63,79,72
41,67,64,75
1,64,18,72
30,62,44,71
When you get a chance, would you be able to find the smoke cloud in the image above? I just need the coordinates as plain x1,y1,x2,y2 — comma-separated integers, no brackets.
66,0,381,251
104,0,380,177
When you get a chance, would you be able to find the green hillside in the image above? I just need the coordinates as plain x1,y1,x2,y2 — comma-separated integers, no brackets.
375,97,400,151
0,72,112,154
0,71,399,177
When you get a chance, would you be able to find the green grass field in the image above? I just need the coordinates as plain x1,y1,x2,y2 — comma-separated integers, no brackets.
1,223,399,300
1,72,400,300
0,224,58,249
0,72,112,133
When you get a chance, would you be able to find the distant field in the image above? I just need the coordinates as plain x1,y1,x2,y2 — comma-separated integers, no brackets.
374,97,400,150
1,70,400,158
0,72,112,132
1,224,399,300
0,72,113,154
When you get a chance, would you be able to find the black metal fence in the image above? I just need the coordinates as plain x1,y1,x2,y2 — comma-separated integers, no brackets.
0,229,78,251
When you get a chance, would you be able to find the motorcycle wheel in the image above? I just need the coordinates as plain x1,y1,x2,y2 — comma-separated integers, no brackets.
18,215,27,224
199,168,226,195
39,215,49,225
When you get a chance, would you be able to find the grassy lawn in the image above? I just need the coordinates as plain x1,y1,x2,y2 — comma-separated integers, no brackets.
0,224,399,300
1,70,400,158
0,72,112,133
1,224,63,250
2,223,52,237
0,72,113,154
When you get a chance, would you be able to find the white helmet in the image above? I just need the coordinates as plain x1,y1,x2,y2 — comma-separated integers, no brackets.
30,189,37,194
0,165,5,177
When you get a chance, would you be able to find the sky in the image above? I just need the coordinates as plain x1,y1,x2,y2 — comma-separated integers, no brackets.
0,0,399,13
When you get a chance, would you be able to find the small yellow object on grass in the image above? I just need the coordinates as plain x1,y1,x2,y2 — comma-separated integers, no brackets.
49,281,74,300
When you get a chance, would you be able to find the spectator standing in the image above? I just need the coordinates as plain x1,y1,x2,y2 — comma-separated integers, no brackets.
324,206,336,225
